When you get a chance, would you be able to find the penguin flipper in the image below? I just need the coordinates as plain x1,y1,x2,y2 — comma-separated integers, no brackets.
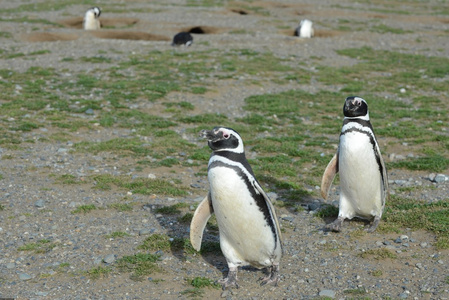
254,181,282,241
190,192,213,251
321,153,339,200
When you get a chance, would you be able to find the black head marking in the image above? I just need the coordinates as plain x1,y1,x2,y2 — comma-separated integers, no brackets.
343,96,368,118
200,127,243,153
92,7,101,18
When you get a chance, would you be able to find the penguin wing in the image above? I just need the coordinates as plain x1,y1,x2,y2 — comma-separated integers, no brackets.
190,192,213,251
320,153,339,200
253,180,283,241
376,145,389,205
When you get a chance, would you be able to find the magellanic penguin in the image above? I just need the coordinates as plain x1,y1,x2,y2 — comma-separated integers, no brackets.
321,96,388,232
190,127,282,290
295,19,314,38
83,7,101,30
171,32,193,46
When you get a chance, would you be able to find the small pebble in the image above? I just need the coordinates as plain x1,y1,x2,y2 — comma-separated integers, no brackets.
19,273,32,281
34,199,45,208
103,254,116,264
319,289,336,298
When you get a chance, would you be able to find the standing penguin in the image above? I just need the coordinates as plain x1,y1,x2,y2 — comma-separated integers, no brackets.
321,96,388,232
190,127,282,289
295,19,314,38
83,7,101,30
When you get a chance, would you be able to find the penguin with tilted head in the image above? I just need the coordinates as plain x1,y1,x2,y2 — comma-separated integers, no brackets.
83,7,101,30
321,97,388,232
190,127,282,290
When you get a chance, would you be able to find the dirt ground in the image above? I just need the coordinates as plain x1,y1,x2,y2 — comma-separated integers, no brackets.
0,0,448,299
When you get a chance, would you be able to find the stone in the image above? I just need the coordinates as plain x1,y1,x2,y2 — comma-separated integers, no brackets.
103,254,116,264
319,289,336,298
34,199,45,208
19,273,32,281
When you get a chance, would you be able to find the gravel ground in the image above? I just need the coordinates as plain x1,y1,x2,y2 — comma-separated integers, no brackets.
0,0,448,299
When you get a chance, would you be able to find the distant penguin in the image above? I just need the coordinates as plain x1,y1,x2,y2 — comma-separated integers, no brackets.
190,127,282,290
171,32,193,46
295,19,314,38
83,7,101,30
321,97,388,232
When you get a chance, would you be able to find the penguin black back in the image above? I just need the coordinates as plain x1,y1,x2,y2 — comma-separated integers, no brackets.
172,32,193,46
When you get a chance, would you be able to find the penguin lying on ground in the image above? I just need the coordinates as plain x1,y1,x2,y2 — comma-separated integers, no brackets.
171,32,193,46
321,96,388,232
295,19,314,38
190,127,282,290
83,7,101,30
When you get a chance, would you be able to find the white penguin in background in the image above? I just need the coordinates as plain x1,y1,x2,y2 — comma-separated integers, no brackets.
295,19,314,38
321,96,388,232
190,127,282,290
83,7,101,30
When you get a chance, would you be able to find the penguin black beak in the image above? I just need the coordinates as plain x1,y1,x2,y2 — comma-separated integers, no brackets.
199,129,223,142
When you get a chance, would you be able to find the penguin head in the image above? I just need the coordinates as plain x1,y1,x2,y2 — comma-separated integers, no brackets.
200,127,244,153
343,96,369,119
86,7,101,19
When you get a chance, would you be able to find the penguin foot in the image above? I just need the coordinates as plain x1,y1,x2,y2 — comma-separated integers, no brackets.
366,217,380,233
219,269,239,290
259,264,280,286
326,217,344,232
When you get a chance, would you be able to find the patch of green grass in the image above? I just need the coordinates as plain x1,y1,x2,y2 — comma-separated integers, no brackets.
71,204,97,214
370,269,383,277
0,204,4,211
344,287,367,295
178,212,193,223
316,204,339,218
181,276,221,298
370,24,412,34
17,239,57,253
109,203,133,212
55,174,80,184
0,31,12,38
154,202,189,215
86,266,111,280
91,174,189,196
138,234,171,252
359,248,397,260
123,178,189,196
105,231,130,239
116,253,161,281
80,56,113,63
389,155,449,172
384,196,449,249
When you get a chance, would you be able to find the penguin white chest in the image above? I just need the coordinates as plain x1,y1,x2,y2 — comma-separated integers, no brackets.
84,12,100,30
339,131,382,218
208,166,276,267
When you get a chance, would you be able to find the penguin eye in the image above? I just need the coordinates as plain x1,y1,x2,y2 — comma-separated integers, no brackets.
223,133,230,139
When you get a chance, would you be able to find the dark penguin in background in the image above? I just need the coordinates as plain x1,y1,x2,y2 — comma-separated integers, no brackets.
321,96,388,232
190,127,282,290
171,32,193,46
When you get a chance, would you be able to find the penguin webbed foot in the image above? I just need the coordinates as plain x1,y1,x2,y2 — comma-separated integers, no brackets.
218,269,239,290
365,216,381,233
259,264,280,287
326,217,344,232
